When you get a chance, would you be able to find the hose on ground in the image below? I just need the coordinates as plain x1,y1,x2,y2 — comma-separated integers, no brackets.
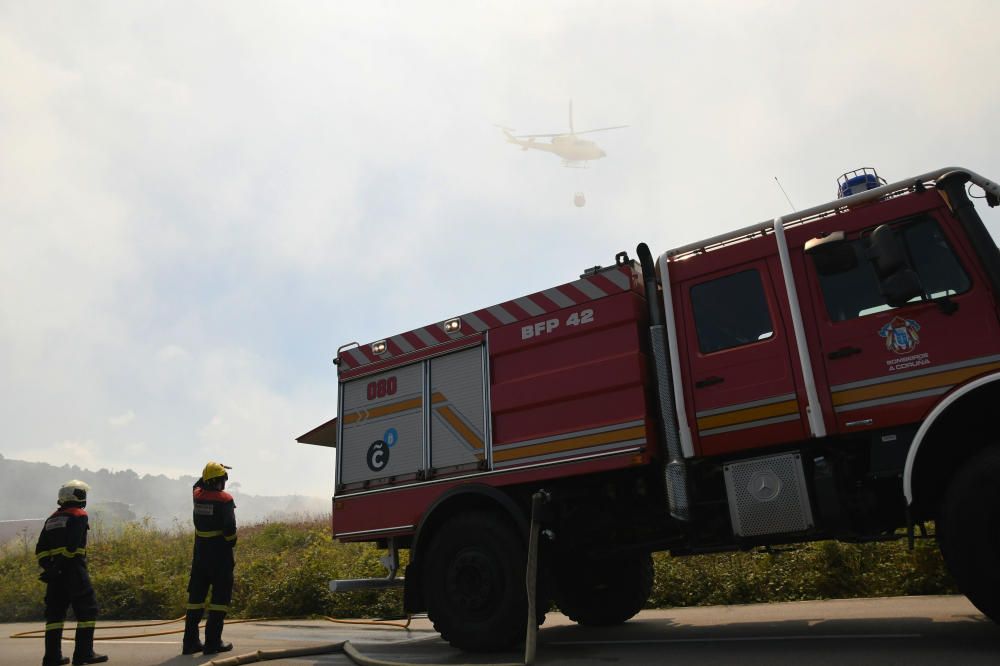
207,639,526,666
9,614,412,641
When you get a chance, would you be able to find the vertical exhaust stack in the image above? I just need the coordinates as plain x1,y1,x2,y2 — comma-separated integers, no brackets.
637,243,690,521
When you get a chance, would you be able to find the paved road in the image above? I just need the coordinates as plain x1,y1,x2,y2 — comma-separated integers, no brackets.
3,595,997,665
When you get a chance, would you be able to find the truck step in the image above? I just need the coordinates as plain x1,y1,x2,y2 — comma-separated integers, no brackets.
329,578,405,592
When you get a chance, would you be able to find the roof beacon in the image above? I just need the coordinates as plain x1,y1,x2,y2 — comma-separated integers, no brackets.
837,167,886,198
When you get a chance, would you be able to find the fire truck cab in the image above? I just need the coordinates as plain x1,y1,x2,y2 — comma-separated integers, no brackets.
299,167,1000,651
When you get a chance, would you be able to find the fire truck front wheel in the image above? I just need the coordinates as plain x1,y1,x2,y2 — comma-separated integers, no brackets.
422,511,527,651
939,446,1000,624
555,552,654,626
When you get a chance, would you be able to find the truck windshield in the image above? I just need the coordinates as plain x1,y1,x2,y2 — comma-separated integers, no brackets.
814,215,970,321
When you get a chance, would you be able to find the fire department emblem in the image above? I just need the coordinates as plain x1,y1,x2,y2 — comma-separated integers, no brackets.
879,316,921,355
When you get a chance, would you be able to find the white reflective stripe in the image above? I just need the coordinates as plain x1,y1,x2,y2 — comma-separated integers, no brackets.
543,287,576,308
413,328,439,347
572,278,606,299
513,297,545,316
463,312,490,332
343,348,366,367
389,335,415,354
602,267,632,290
487,305,516,324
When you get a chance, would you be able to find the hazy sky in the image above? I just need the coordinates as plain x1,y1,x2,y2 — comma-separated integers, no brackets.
3,1,999,497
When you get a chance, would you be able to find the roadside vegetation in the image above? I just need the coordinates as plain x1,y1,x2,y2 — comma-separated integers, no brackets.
0,518,955,622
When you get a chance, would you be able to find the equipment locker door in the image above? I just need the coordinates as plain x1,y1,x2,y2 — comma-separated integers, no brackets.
430,346,487,473
679,259,807,456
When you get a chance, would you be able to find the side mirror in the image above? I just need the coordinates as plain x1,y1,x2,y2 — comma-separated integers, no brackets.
805,231,857,275
868,225,923,307
868,225,908,279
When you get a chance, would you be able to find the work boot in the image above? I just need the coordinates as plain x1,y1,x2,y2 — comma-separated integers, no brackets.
202,610,232,654
181,609,204,654
42,622,69,665
71,623,108,665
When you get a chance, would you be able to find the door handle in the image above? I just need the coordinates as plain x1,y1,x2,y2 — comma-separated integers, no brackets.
695,376,724,388
828,346,862,360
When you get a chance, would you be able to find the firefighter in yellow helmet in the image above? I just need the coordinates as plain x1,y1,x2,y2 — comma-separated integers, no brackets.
35,480,108,665
182,462,237,655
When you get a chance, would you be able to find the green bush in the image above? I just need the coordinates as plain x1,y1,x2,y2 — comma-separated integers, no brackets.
647,536,956,609
1,517,955,623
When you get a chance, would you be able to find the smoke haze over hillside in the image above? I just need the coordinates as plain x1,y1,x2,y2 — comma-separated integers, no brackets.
0,455,329,535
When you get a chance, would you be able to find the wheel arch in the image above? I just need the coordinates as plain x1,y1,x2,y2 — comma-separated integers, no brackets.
403,483,528,613
903,372,1000,515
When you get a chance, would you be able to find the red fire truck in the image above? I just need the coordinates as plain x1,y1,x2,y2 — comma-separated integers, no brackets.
298,167,1000,651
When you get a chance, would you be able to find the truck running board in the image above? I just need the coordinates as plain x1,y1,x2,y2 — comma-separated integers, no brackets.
329,577,404,592
328,537,404,593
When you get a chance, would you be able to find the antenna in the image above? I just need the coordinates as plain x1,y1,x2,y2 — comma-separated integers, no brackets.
774,176,796,212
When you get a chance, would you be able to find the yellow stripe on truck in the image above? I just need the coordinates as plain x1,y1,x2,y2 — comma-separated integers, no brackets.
494,425,646,463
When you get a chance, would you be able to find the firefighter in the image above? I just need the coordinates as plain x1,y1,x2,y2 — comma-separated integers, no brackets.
36,480,108,666
182,462,237,655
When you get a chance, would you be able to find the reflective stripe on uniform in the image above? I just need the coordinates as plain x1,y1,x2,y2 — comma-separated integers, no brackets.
45,622,64,631
36,547,86,560
76,621,96,629
195,530,223,538
224,534,237,542
207,604,229,612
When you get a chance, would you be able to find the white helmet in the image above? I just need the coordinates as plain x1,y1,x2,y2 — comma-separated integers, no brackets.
58,480,91,506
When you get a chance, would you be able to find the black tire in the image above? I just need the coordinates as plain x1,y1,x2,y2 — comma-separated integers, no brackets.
939,446,1000,623
555,552,653,626
422,511,527,651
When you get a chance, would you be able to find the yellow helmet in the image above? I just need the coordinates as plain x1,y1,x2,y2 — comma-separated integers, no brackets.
202,461,231,482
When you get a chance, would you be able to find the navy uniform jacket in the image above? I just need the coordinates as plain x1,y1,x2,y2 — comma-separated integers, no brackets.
35,506,91,595
192,481,237,567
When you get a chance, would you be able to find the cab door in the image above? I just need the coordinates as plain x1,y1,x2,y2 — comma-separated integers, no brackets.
804,211,1000,434
678,259,807,457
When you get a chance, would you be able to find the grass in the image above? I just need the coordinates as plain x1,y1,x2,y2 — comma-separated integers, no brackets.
0,518,955,623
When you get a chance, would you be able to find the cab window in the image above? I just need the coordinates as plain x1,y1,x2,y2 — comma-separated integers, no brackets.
814,216,970,322
691,270,774,354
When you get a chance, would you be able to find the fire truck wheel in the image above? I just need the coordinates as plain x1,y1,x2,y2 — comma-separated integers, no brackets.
939,446,1000,624
555,552,653,626
422,511,527,651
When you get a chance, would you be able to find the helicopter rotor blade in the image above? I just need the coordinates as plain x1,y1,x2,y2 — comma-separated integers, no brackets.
573,125,629,136
512,132,565,138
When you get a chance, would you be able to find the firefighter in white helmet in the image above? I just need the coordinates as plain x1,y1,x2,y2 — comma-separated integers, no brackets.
35,480,108,666
182,462,237,655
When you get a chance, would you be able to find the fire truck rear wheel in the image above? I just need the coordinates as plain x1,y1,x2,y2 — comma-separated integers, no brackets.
422,511,527,651
555,552,653,626
938,446,1000,624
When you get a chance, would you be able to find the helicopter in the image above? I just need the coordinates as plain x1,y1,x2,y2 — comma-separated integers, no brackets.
500,101,627,168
